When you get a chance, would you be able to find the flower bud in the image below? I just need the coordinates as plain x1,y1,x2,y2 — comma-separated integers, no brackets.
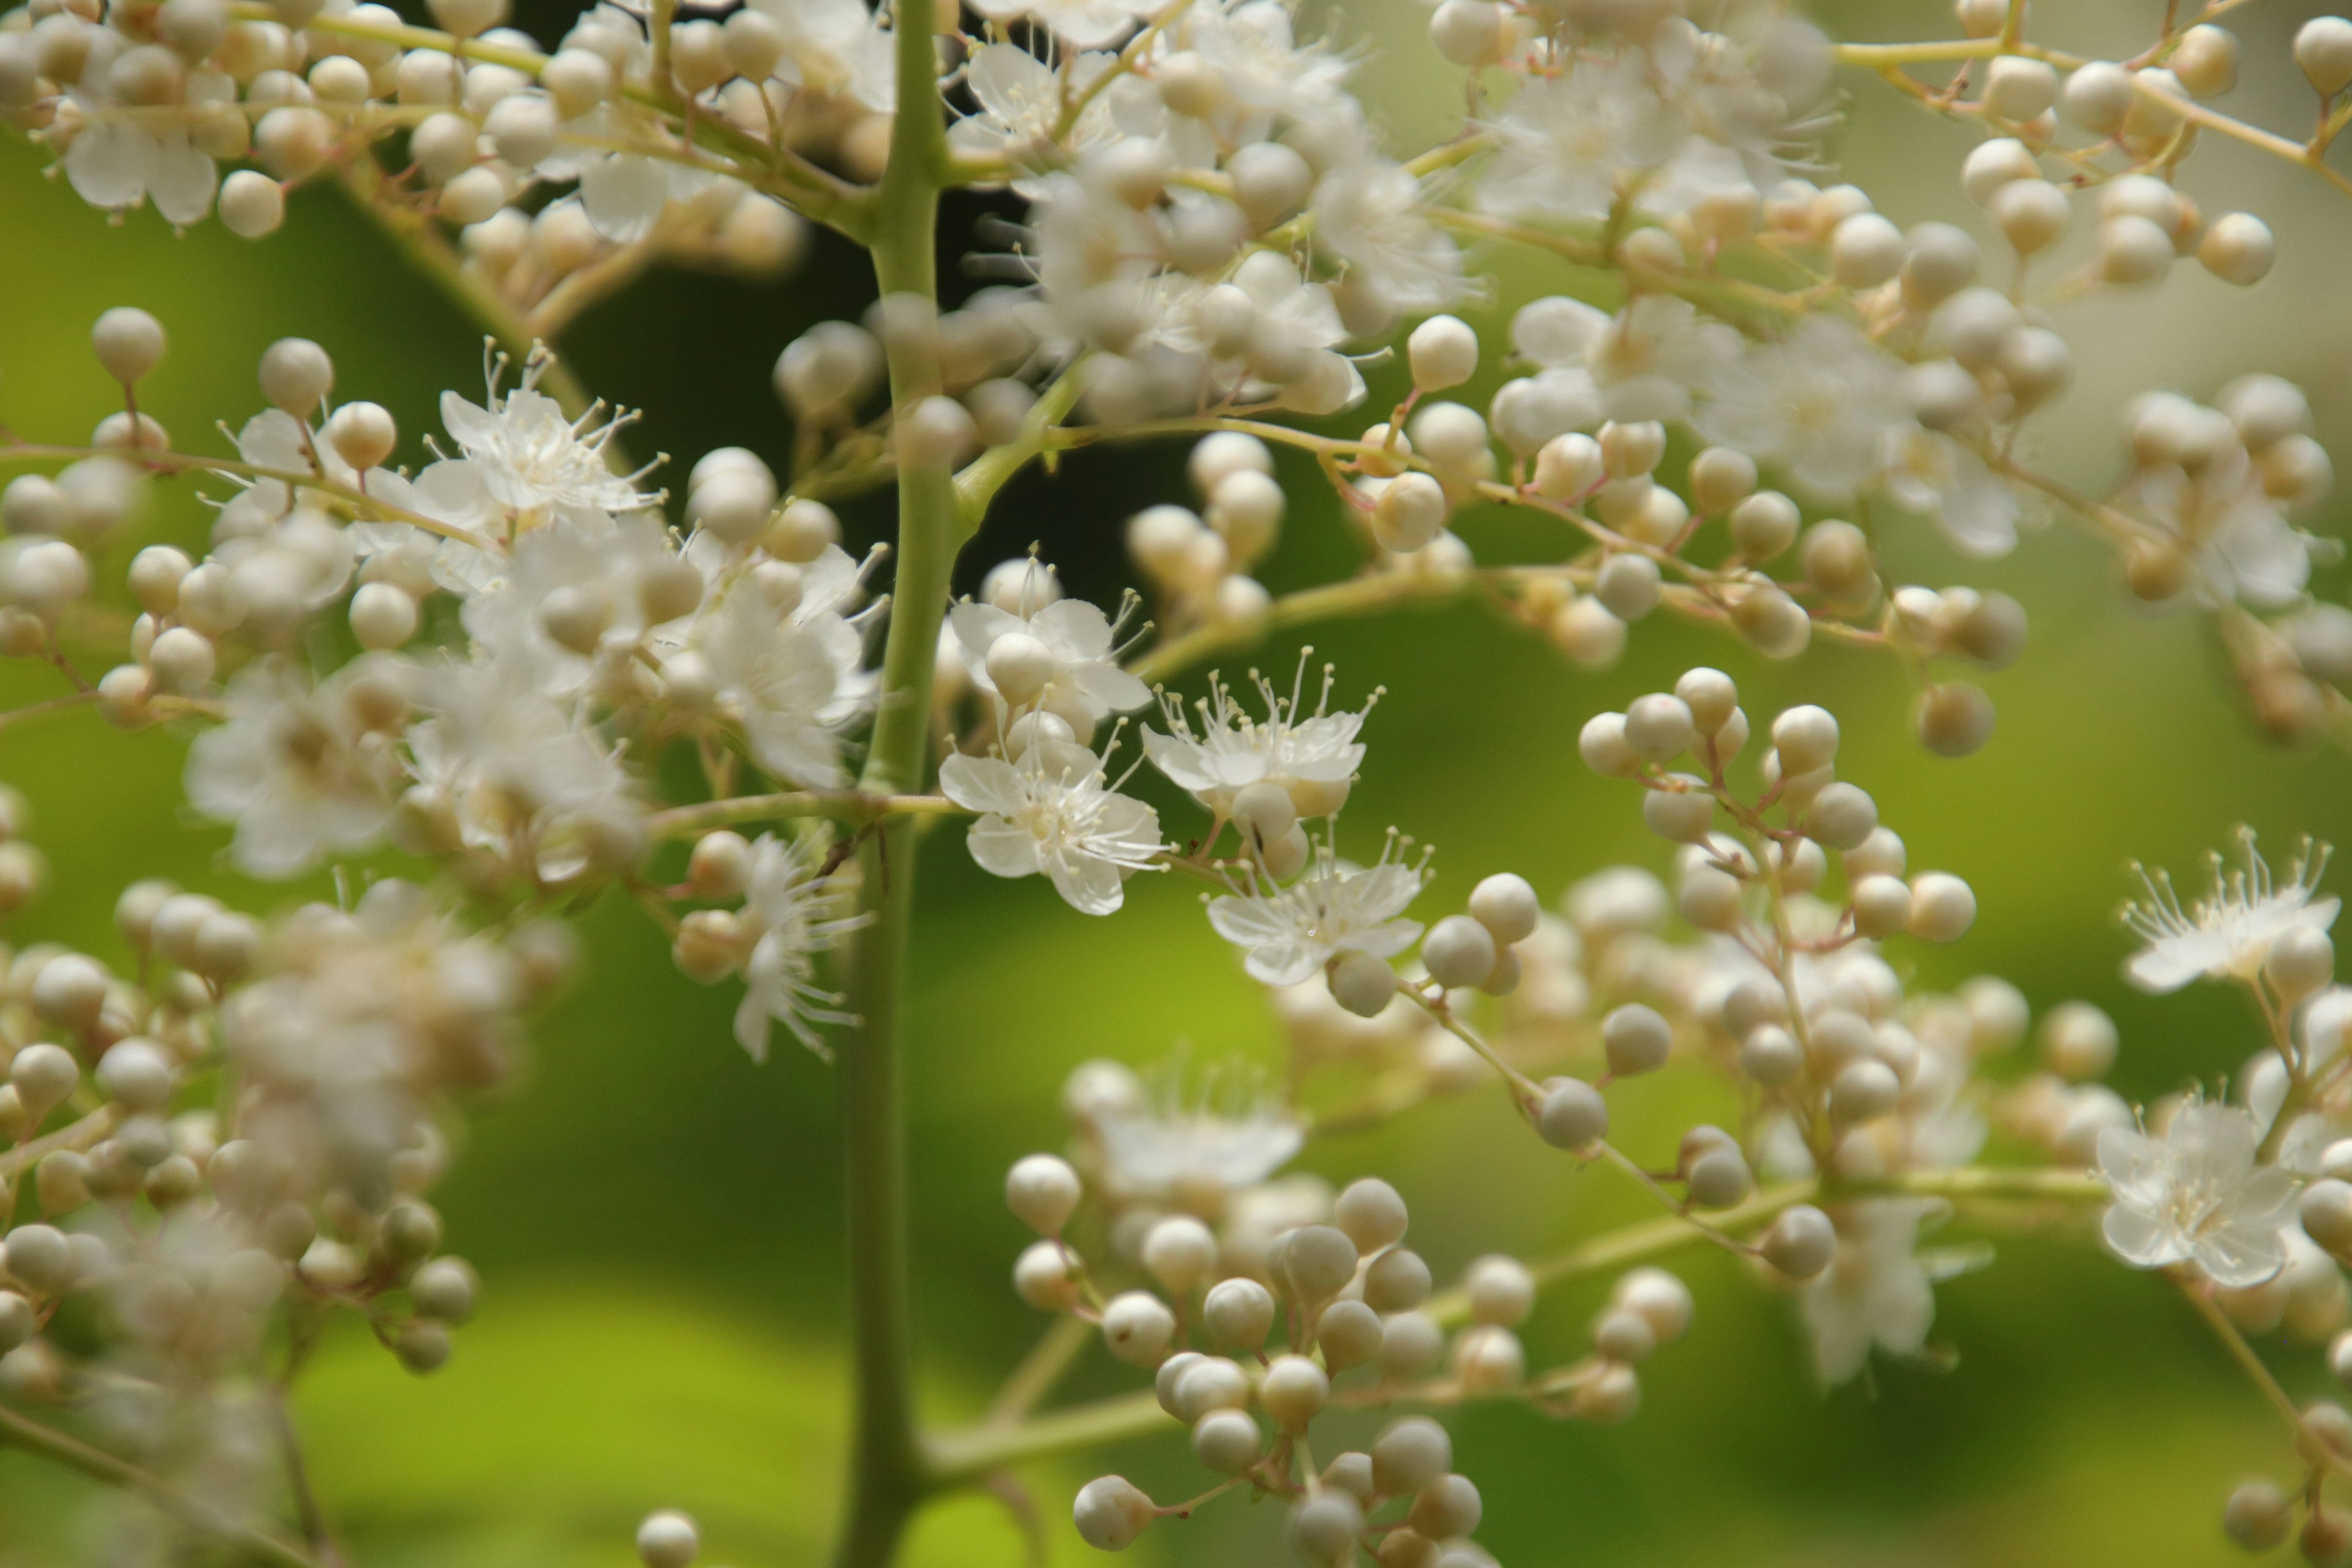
1005,1153,1082,1235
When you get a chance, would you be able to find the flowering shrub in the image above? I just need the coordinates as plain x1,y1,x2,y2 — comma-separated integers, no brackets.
3,0,2352,1563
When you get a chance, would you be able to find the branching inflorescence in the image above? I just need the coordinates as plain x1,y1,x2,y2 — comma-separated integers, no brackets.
2,0,2352,1562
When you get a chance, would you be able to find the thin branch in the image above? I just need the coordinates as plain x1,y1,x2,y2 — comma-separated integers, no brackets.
0,1404,326,1568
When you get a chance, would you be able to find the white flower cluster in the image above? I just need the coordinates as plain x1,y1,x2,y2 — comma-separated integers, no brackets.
13,0,2352,1559
0,818,566,1539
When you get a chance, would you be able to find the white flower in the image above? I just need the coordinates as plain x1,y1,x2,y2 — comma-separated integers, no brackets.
751,0,895,111
1478,59,1688,224
1168,0,1353,145
186,661,404,878
1095,1063,1304,1199
1798,1199,1943,1385
1512,294,1740,424
731,834,866,1061
436,349,661,527
1310,159,1466,314
949,569,1152,723
2122,830,2337,993
462,515,686,693
940,742,1166,915
1697,317,1915,497
2098,1099,2298,1286
2120,443,2325,609
696,584,871,790
63,99,218,227
1142,661,1374,817
949,44,1120,194
1882,428,2023,559
968,0,1151,51
1204,834,1427,986
403,650,641,880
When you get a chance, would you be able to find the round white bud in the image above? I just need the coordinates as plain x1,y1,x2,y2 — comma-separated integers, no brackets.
1373,1417,1452,1496
1005,1153,1082,1235
1327,951,1398,1018
1740,1025,1803,1085
1428,0,1504,66
1191,1408,1261,1474
1072,1476,1155,1551
1141,1215,1218,1296
2269,925,2336,1001
2223,1480,2293,1552
92,307,166,385
2298,17,2352,96
259,337,334,415
1762,1205,1837,1280
635,1512,698,1568
1333,1177,1409,1253
1277,1225,1359,1304
1830,1058,1901,1123
1012,1239,1082,1312
1907,872,1978,942
1260,1352,1330,1430
2062,61,2134,134
2199,213,2275,285
1806,782,1879,852
1420,914,1498,991
349,582,418,650
1407,315,1478,392
1603,1003,1672,1076
1830,212,1905,287
325,401,396,473
1467,873,1539,944
1641,777,1716,844
1850,874,1913,940
1537,1077,1608,1148
2040,1000,2119,1080
1099,1291,1176,1365
1202,1276,1275,1350
1371,472,1447,554
2168,24,2237,99
1983,56,2058,121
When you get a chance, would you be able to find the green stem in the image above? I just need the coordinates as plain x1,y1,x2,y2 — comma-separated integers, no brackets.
829,2,951,1563
0,1404,325,1568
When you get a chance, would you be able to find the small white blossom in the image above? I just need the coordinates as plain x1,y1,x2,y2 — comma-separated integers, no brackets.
1143,660,1374,818
732,834,866,1061
2122,830,2337,993
435,349,661,527
950,566,1152,723
1205,834,1427,985
1512,293,1741,424
2098,1100,2298,1286
1697,317,1915,497
696,584,872,789
1309,159,1466,314
186,660,405,878
1478,60,1686,224
1798,1199,1941,1385
1095,1062,1304,1200
940,741,1166,915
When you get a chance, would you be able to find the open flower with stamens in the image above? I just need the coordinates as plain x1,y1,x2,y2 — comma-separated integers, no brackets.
1144,658,1376,820
2121,829,2337,993
1095,1060,1304,1205
436,347,662,528
2098,1099,2298,1286
733,834,867,1061
940,737,1166,915
1205,832,1428,986
950,562,1152,725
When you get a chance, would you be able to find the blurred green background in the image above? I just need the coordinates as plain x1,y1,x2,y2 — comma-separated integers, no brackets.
6,0,2352,1562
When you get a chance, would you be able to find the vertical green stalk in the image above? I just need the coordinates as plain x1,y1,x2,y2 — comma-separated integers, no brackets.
831,4,949,1564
